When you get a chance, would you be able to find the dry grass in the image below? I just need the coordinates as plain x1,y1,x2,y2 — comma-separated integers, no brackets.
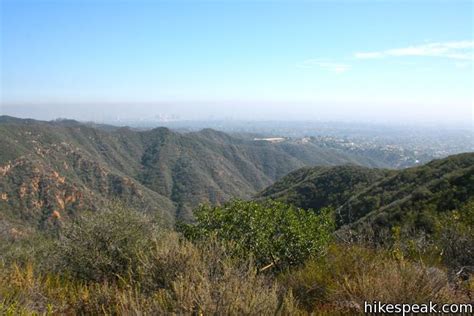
0,232,300,315
281,244,471,313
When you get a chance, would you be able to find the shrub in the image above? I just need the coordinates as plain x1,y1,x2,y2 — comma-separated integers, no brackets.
0,232,302,315
134,231,200,292
178,200,335,270
51,204,159,282
146,237,300,315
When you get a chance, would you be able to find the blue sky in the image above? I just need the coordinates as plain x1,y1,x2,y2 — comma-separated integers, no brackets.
1,0,473,123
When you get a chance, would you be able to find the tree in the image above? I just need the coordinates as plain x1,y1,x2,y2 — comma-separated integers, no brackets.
178,200,334,270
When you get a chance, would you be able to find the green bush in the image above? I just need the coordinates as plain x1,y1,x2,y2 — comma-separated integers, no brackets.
52,205,159,282
178,200,335,270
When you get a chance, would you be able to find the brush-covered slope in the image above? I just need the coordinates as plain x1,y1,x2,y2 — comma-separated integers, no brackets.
1,118,302,227
257,153,474,236
138,127,308,219
0,115,433,228
256,165,393,211
341,153,474,234
0,118,175,229
137,127,387,218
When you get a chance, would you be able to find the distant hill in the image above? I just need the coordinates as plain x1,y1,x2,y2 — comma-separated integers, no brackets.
257,153,474,238
0,116,449,230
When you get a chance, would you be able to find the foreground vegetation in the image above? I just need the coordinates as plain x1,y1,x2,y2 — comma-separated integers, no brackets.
1,201,472,315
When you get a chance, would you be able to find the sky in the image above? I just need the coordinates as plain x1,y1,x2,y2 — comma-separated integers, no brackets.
0,0,473,124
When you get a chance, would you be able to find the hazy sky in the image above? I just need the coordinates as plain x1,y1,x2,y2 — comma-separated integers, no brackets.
1,0,473,123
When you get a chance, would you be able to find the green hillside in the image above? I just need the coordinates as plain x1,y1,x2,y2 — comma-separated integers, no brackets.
256,165,392,210
257,153,474,238
340,153,474,236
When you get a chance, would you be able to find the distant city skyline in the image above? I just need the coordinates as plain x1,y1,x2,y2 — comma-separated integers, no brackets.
1,0,473,124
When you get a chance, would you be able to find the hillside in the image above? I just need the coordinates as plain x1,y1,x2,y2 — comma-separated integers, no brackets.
256,165,393,210
0,116,411,228
340,153,474,236
0,119,176,231
257,153,474,237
